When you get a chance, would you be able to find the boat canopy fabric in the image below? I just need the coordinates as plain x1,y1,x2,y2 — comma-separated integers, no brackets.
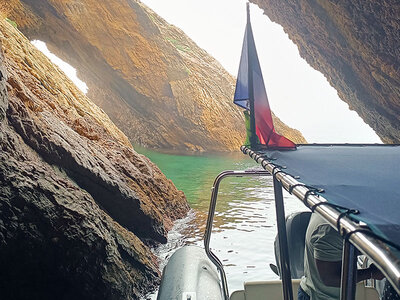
233,8,296,149
258,144,400,249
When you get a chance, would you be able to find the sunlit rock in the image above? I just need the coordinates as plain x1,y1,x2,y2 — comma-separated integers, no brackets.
0,0,306,151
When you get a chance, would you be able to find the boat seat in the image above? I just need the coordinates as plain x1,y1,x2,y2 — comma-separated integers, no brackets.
229,280,379,300
229,280,301,300
275,211,311,279
244,279,301,300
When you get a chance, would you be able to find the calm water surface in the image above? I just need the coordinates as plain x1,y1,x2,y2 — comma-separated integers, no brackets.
136,147,307,297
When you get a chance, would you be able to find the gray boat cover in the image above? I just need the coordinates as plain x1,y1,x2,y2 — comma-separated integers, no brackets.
257,145,400,249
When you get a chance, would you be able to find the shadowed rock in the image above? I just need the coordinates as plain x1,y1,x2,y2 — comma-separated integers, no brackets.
251,0,399,143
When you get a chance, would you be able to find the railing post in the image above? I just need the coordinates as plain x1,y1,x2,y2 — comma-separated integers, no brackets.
204,170,271,300
340,239,357,300
273,176,293,300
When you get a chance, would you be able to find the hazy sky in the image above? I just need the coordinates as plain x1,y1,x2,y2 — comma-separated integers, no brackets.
141,0,381,143
31,40,89,94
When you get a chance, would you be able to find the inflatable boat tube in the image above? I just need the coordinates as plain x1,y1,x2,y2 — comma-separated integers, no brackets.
157,245,223,300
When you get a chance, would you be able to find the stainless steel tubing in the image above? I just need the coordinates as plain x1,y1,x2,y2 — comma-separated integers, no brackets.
204,170,271,300
241,146,400,294
341,240,358,300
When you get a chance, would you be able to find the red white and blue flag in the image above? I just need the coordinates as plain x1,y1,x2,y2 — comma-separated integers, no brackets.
234,4,296,150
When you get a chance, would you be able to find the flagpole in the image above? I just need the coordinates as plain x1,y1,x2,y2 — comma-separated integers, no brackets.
246,3,257,149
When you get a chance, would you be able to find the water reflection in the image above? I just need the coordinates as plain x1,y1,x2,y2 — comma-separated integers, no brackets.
137,147,307,297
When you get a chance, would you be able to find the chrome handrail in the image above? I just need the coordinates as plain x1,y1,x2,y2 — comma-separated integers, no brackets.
203,170,271,300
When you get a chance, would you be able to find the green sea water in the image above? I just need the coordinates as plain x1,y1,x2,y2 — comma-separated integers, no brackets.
135,146,259,210
135,146,306,296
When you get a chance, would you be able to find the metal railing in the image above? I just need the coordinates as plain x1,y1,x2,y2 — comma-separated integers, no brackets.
203,170,272,300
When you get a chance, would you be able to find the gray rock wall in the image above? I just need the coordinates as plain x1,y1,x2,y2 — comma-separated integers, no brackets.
252,0,399,143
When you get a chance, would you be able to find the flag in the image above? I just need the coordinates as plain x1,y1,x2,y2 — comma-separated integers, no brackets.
234,4,296,150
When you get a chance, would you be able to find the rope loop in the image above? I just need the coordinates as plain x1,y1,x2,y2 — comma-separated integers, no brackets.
343,227,400,252
308,202,359,232
272,169,299,183
289,183,325,195
336,209,360,232
271,164,286,174
270,164,301,184
303,189,318,205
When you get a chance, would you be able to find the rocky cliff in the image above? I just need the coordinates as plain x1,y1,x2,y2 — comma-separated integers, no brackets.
0,18,188,299
0,0,306,151
251,0,400,143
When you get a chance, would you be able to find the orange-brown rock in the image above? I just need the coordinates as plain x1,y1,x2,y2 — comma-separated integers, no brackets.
0,18,189,299
251,0,400,143
1,0,306,151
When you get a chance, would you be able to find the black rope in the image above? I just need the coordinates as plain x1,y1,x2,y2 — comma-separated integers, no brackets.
309,201,360,232
258,153,277,161
343,227,370,242
288,183,325,195
310,201,328,212
343,227,400,252
271,164,286,174
242,145,277,161
303,189,320,205
310,201,358,214
250,151,257,159
270,164,301,180
336,209,360,232
273,169,300,182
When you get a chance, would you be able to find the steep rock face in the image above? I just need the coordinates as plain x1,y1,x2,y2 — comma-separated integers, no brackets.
251,0,400,143
1,0,306,151
0,19,188,299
